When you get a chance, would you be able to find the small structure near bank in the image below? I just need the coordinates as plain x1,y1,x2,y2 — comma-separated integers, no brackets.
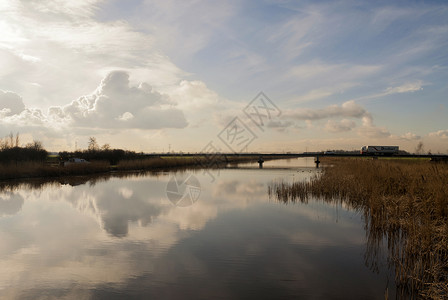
63,158,90,167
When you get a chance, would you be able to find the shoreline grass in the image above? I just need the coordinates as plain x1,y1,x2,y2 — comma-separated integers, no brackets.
0,161,111,181
269,158,448,299
0,155,262,181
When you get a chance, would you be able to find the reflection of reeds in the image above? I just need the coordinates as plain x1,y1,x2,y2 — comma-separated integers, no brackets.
269,159,448,298
116,156,261,171
117,156,213,170
0,168,165,193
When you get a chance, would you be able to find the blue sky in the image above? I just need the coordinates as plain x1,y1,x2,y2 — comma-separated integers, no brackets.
0,0,447,152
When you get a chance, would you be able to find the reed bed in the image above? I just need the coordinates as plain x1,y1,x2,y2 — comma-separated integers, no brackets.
0,155,261,181
0,161,110,180
269,159,448,299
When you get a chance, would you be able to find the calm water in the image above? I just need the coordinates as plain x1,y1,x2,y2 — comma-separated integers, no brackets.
0,159,395,299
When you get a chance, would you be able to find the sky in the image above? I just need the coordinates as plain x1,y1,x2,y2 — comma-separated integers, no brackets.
0,0,447,153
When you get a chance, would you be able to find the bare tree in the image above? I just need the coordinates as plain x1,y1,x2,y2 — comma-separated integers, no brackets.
415,141,424,154
15,132,20,147
88,137,99,151
26,140,43,150
8,132,13,148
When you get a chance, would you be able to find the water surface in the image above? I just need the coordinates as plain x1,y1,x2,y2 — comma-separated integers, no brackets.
0,159,394,299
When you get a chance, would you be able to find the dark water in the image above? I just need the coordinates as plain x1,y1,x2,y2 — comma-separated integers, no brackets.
0,159,395,299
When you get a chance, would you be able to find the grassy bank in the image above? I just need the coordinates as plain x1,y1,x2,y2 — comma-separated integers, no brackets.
269,159,448,299
0,161,111,180
0,155,261,181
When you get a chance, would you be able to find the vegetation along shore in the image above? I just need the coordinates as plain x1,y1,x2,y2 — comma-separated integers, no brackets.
0,136,264,181
269,158,448,299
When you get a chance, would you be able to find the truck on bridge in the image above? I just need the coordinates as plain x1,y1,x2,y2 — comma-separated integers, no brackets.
360,146,399,155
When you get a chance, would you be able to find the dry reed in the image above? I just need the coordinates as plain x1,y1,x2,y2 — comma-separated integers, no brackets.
0,161,110,180
269,159,448,299
0,155,261,181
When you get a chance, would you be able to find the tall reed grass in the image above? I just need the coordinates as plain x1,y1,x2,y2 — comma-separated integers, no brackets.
0,155,261,181
269,159,448,299
0,161,110,180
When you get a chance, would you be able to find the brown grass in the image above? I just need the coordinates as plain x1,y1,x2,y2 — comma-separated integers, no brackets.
0,155,261,181
269,159,448,299
0,161,110,180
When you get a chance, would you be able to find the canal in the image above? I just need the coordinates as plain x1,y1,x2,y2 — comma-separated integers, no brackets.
0,158,395,299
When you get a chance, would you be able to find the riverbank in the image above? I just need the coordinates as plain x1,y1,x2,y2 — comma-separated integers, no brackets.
0,155,264,181
269,158,448,298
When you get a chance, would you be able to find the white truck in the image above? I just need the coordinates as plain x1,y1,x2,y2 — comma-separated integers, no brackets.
360,146,399,155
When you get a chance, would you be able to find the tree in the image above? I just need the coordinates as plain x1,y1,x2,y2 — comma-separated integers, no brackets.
0,138,7,150
15,132,20,147
88,137,99,151
8,132,13,148
26,140,43,151
415,142,424,155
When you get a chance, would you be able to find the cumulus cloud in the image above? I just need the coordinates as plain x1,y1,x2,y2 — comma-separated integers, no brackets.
266,120,297,132
171,80,220,109
429,129,448,139
286,100,367,121
0,71,189,142
324,119,356,133
168,79,244,129
277,100,392,138
400,132,421,140
51,71,188,129
0,90,49,136
0,90,25,116
357,115,391,138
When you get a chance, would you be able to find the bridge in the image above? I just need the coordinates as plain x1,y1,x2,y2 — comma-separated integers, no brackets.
148,152,448,168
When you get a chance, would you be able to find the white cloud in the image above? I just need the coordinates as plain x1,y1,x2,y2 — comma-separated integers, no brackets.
400,132,421,140
357,126,391,139
324,119,356,133
288,61,382,82
357,115,391,138
0,0,185,109
171,80,220,110
286,100,367,121
266,120,297,132
0,71,188,142
117,112,134,122
0,90,25,116
54,71,188,130
292,89,334,103
269,100,391,139
385,81,423,94
168,79,242,129
429,129,448,139
3,108,47,126
23,0,103,18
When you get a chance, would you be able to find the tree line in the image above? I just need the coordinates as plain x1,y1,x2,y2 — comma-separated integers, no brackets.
58,137,145,165
0,133,47,163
